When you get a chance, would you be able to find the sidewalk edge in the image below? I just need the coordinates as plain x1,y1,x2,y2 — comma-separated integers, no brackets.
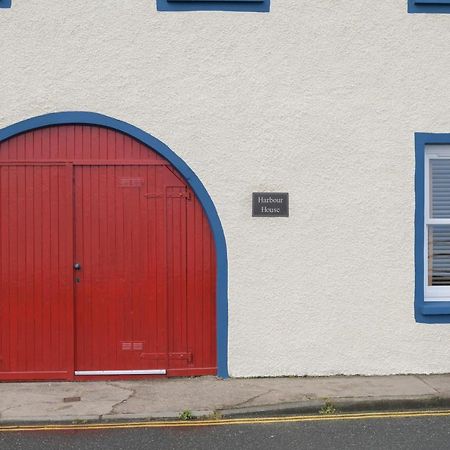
2,394,450,426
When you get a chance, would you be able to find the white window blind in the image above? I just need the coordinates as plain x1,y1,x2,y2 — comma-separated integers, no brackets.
431,159,450,218
428,226,450,286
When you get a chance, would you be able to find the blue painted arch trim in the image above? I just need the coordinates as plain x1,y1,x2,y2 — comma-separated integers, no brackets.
0,112,229,377
415,132,450,323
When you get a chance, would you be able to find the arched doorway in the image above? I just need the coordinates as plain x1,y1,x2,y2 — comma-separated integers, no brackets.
0,113,228,380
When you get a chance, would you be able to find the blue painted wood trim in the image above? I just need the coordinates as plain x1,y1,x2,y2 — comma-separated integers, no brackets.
157,0,269,12
422,302,450,315
415,133,450,323
0,112,229,378
169,0,263,2
416,0,450,3
409,0,450,13
0,0,12,9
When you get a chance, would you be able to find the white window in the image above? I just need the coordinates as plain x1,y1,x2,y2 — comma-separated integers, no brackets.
425,146,450,301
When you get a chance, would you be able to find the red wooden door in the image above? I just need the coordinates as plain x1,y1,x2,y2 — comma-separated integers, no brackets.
0,125,217,381
74,165,187,375
0,164,74,380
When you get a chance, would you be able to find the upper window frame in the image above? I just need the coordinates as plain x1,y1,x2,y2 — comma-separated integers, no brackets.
156,0,269,12
415,134,450,323
409,0,450,14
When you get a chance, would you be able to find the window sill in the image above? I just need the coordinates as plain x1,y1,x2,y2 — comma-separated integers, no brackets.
422,301,450,315
156,0,270,12
409,0,450,13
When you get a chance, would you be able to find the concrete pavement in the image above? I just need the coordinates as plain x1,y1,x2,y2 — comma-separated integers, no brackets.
2,374,450,424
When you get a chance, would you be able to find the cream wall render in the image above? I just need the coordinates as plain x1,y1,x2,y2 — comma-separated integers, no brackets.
2,0,450,377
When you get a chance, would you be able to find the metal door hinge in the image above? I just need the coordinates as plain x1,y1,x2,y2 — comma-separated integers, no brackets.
167,190,191,200
140,352,193,363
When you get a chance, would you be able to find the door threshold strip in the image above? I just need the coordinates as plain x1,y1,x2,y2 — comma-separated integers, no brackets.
74,369,166,375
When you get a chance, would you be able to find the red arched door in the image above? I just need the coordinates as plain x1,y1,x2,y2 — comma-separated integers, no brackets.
0,125,216,380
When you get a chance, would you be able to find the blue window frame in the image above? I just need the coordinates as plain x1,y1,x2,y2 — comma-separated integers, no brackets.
157,0,269,12
0,0,12,9
415,133,450,323
409,0,450,14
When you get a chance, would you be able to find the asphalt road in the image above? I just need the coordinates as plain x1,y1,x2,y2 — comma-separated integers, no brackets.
1,412,450,450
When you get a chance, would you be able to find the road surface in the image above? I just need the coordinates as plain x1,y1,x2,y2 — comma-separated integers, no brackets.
1,410,450,449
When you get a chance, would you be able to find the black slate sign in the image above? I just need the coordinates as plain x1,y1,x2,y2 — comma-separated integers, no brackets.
252,192,289,217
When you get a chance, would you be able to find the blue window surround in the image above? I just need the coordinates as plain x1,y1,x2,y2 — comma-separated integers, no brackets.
157,0,269,12
0,111,229,377
409,0,450,14
415,133,450,323
0,0,269,12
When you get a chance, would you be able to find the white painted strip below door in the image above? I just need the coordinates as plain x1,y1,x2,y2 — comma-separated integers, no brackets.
74,370,166,375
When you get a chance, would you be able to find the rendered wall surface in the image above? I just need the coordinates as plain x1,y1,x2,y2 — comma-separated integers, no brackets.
1,0,450,377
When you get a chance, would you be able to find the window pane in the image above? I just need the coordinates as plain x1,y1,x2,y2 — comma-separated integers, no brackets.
428,225,450,285
431,159,450,218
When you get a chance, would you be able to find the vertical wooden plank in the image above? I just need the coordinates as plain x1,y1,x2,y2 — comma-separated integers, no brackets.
24,131,33,161
7,165,16,371
66,126,75,160
0,167,10,371
40,165,51,370
107,164,118,366
49,127,59,160
61,163,74,376
99,166,109,368
74,165,85,369
186,186,197,369
42,128,50,160
194,198,204,369
115,165,126,366
166,189,175,362
157,166,169,370
202,213,213,368
105,129,114,160
73,125,83,161
33,130,42,161
33,164,43,369
10,134,18,160
148,166,158,360
81,126,91,161
16,134,25,160
15,165,25,370
166,185,189,370
116,133,125,160
57,126,67,161
24,166,34,371
49,166,59,370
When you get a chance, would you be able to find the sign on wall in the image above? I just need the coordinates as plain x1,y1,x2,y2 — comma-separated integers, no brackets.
252,192,289,217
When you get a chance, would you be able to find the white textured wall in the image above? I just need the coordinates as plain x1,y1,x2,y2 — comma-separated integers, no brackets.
2,0,450,377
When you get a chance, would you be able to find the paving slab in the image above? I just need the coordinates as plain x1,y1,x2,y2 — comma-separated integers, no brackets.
417,374,450,394
0,374,449,424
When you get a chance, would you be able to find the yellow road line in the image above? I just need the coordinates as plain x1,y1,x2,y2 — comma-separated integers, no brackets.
1,409,450,433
